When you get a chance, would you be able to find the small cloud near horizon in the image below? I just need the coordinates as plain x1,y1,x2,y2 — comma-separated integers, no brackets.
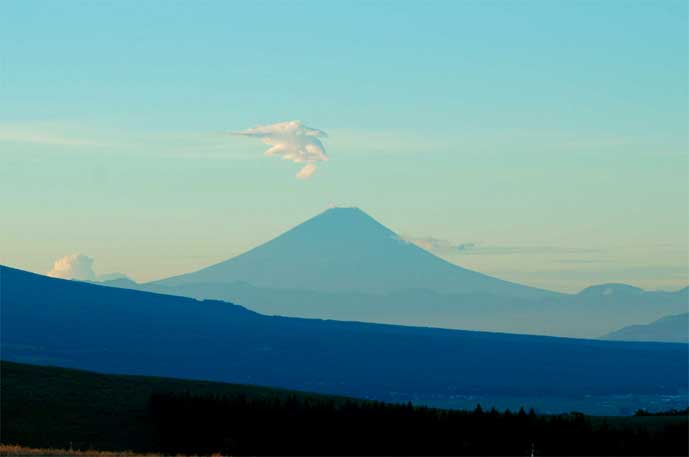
229,121,328,179
47,253,129,282
47,254,97,281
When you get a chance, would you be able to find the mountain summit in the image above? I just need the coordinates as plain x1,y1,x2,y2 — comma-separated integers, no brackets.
152,207,552,298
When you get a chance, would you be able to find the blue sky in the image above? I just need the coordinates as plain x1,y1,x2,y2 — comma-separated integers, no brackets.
1,0,687,292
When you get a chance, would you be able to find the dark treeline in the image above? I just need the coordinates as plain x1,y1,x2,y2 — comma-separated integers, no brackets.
634,407,689,416
149,392,688,456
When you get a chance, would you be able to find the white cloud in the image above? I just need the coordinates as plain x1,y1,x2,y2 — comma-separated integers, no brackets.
296,163,317,179
47,254,97,281
46,254,130,282
231,120,328,179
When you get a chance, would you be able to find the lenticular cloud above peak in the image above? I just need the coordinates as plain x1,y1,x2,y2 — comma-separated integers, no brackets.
232,121,328,179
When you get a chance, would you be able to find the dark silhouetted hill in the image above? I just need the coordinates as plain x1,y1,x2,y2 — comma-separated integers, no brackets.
2,265,687,414
4,361,687,455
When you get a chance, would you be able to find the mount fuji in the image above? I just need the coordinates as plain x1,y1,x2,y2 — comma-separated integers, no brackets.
151,207,555,298
121,207,687,338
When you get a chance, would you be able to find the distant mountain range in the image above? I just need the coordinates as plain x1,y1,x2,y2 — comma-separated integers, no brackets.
2,265,687,414
100,207,686,339
602,313,689,343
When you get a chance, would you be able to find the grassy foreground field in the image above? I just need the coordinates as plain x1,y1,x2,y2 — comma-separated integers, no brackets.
0,361,344,452
0,444,230,457
1,361,687,455
0,444,163,457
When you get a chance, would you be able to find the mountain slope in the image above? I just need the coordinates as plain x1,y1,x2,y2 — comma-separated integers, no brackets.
151,207,557,299
2,265,687,415
602,313,689,343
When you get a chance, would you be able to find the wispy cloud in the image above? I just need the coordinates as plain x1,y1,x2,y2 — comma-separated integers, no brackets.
0,123,101,146
495,266,689,282
330,126,685,159
556,259,602,264
402,235,600,256
230,121,328,179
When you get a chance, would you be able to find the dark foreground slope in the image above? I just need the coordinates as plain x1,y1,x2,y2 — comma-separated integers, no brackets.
0,361,335,452
2,361,687,456
1,266,688,414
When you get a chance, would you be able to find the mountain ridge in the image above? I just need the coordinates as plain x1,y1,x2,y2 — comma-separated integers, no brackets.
3,264,688,415
602,313,689,343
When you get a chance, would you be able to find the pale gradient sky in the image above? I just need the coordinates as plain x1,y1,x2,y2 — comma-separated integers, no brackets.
1,0,687,292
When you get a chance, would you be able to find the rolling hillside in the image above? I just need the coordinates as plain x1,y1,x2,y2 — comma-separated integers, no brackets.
2,265,687,414
0,361,347,452
2,361,687,455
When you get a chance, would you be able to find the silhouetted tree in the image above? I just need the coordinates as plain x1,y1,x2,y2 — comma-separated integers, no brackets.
148,392,688,456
